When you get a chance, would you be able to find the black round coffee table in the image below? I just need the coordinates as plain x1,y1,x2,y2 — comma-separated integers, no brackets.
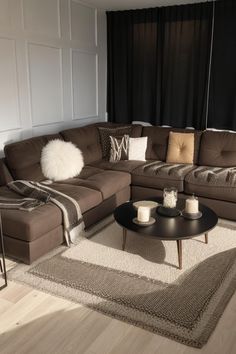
114,198,218,269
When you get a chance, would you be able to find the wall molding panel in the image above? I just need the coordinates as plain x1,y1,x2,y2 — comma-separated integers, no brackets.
70,0,97,47
71,49,98,120
28,42,64,127
0,0,107,155
0,37,21,133
0,1,12,31
22,0,61,39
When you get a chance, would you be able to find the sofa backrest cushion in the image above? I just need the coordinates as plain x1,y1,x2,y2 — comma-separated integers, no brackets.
0,158,13,185
94,122,142,137
61,124,103,164
199,130,236,167
61,123,142,164
142,127,202,164
4,134,61,181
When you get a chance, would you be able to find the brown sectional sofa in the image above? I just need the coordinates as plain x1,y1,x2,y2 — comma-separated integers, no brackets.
1,122,236,264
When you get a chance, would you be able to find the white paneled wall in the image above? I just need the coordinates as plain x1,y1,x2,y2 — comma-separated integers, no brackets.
0,0,107,154
28,43,64,126
72,50,98,119
0,38,20,131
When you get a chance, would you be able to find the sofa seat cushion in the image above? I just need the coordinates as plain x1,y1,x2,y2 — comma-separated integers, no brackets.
0,186,62,242
185,166,236,202
56,166,104,184
89,160,146,173
78,166,104,179
50,183,103,213
0,183,103,242
132,161,196,192
55,171,131,200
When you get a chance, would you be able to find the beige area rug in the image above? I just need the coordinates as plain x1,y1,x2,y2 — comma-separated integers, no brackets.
8,218,236,348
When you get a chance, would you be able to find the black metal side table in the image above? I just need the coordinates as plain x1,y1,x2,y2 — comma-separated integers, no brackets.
0,214,7,290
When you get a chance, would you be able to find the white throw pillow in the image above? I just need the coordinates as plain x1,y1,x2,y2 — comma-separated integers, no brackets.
41,139,84,181
128,137,147,161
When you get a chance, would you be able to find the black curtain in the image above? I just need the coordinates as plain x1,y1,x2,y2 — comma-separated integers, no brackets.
107,3,213,129
107,9,160,124
158,3,213,129
208,0,236,130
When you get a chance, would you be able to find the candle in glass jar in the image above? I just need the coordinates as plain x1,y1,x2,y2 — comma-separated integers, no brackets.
137,206,150,222
163,188,177,208
185,196,199,214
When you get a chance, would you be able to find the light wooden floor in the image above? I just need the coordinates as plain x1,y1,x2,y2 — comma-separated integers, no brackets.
0,258,236,354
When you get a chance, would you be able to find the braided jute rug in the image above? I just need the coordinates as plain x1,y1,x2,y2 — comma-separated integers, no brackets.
9,218,236,348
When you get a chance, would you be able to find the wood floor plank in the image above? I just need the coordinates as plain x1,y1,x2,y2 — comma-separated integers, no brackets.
110,326,164,354
0,298,12,316
84,317,132,354
5,306,90,354
54,309,113,353
0,278,235,354
0,289,48,333
0,281,32,303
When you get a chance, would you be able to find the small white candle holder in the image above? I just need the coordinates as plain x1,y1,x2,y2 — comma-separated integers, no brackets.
182,194,202,219
137,206,150,223
133,206,156,226
185,194,199,214
163,187,178,209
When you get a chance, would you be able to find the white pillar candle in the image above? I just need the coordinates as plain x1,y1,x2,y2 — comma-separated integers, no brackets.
137,206,150,222
185,197,199,214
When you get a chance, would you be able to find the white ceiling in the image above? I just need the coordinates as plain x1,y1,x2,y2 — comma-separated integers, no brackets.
82,0,209,11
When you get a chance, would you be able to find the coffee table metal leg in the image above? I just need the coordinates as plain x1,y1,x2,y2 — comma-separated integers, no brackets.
122,228,127,251
176,240,182,270
205,233,208,244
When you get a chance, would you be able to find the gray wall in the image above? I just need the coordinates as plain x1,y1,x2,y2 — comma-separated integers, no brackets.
0,0,107,154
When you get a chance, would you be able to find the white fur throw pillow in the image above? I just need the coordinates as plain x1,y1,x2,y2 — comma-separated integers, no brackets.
41,139,84,181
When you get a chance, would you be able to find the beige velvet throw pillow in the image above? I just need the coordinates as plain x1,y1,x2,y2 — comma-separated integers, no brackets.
166,132,194,164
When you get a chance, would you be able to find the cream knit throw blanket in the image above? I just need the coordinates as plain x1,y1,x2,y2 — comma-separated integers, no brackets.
0,180,84,245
